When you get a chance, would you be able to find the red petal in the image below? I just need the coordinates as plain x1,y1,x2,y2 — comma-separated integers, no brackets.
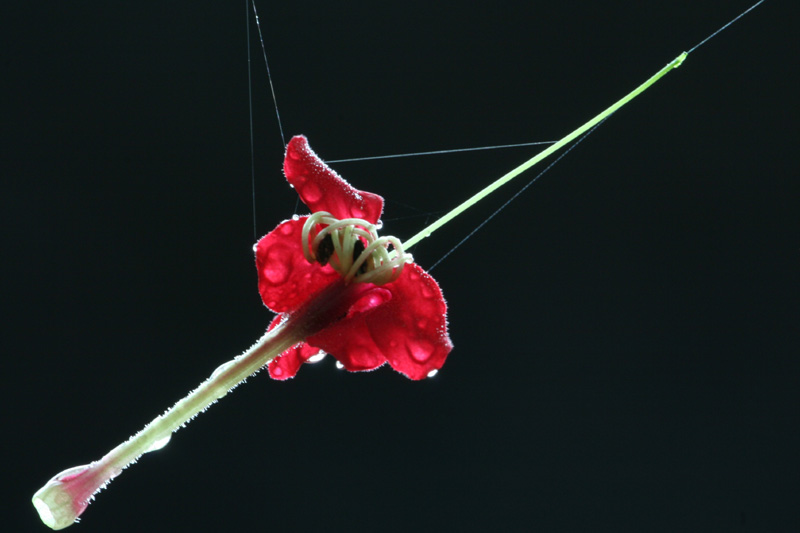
284,136,384,224
306,287,392,373
255,217,340,313
265,315,322,380
306,264,452,380
365,263,452,380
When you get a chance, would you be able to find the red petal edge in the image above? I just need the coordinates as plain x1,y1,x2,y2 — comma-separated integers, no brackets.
284,136,384,224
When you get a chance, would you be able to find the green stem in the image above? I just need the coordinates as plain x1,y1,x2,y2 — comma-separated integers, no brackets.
32,322,302,530
405,52,688,249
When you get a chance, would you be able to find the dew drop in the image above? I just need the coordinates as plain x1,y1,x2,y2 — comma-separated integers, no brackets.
145,434,171,453
302,182,322,203
427,369,438,378
262,246,293,284
307,351,326,363
264,264,290,284
375,219,384,230
252,243,259,252
335,361,345,370
292,214,300,221
407,339,435,363
211,360,235,379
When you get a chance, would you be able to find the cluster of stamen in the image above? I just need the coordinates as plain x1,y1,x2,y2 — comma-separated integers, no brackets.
302,212,410,285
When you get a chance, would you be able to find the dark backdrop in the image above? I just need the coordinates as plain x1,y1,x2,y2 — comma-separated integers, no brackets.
4,1,797,531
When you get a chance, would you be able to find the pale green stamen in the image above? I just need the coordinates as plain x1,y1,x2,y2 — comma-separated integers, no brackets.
302,212,410,285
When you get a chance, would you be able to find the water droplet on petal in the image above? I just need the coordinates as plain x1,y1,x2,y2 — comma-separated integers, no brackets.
264,264,290,285
292,214,300,221
252,243,259,252
262,245,293,284
407,339,435,363
301,181,322,203
335,361,344,370
307,351,326,363
427,369,438,378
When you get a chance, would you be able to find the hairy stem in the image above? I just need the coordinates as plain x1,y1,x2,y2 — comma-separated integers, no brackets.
32,322,302,530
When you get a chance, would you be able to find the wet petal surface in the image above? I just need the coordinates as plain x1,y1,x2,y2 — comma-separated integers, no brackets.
284,136,384,224
365,263,452,380
257,136,453,380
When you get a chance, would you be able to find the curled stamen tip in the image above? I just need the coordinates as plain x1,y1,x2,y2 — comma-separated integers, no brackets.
303,212,410,285
32,465,93,530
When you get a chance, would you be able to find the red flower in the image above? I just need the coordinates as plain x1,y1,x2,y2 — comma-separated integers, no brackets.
255,136,452,380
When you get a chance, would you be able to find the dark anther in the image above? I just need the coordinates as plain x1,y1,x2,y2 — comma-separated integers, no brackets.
315,234,369,274
352,239,368,274
316,234,334,265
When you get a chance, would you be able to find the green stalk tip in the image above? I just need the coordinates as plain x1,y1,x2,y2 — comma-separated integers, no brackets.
405,51,689,250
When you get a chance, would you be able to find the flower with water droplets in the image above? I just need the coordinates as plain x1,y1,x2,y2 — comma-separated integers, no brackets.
31,135,454,531
33,47,694,528
256,135,453,380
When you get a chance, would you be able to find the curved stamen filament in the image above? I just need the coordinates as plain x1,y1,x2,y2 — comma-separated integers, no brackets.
302,212,410,285
349,235,406,284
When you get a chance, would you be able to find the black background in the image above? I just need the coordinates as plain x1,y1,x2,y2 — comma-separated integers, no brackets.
4,1,797,531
